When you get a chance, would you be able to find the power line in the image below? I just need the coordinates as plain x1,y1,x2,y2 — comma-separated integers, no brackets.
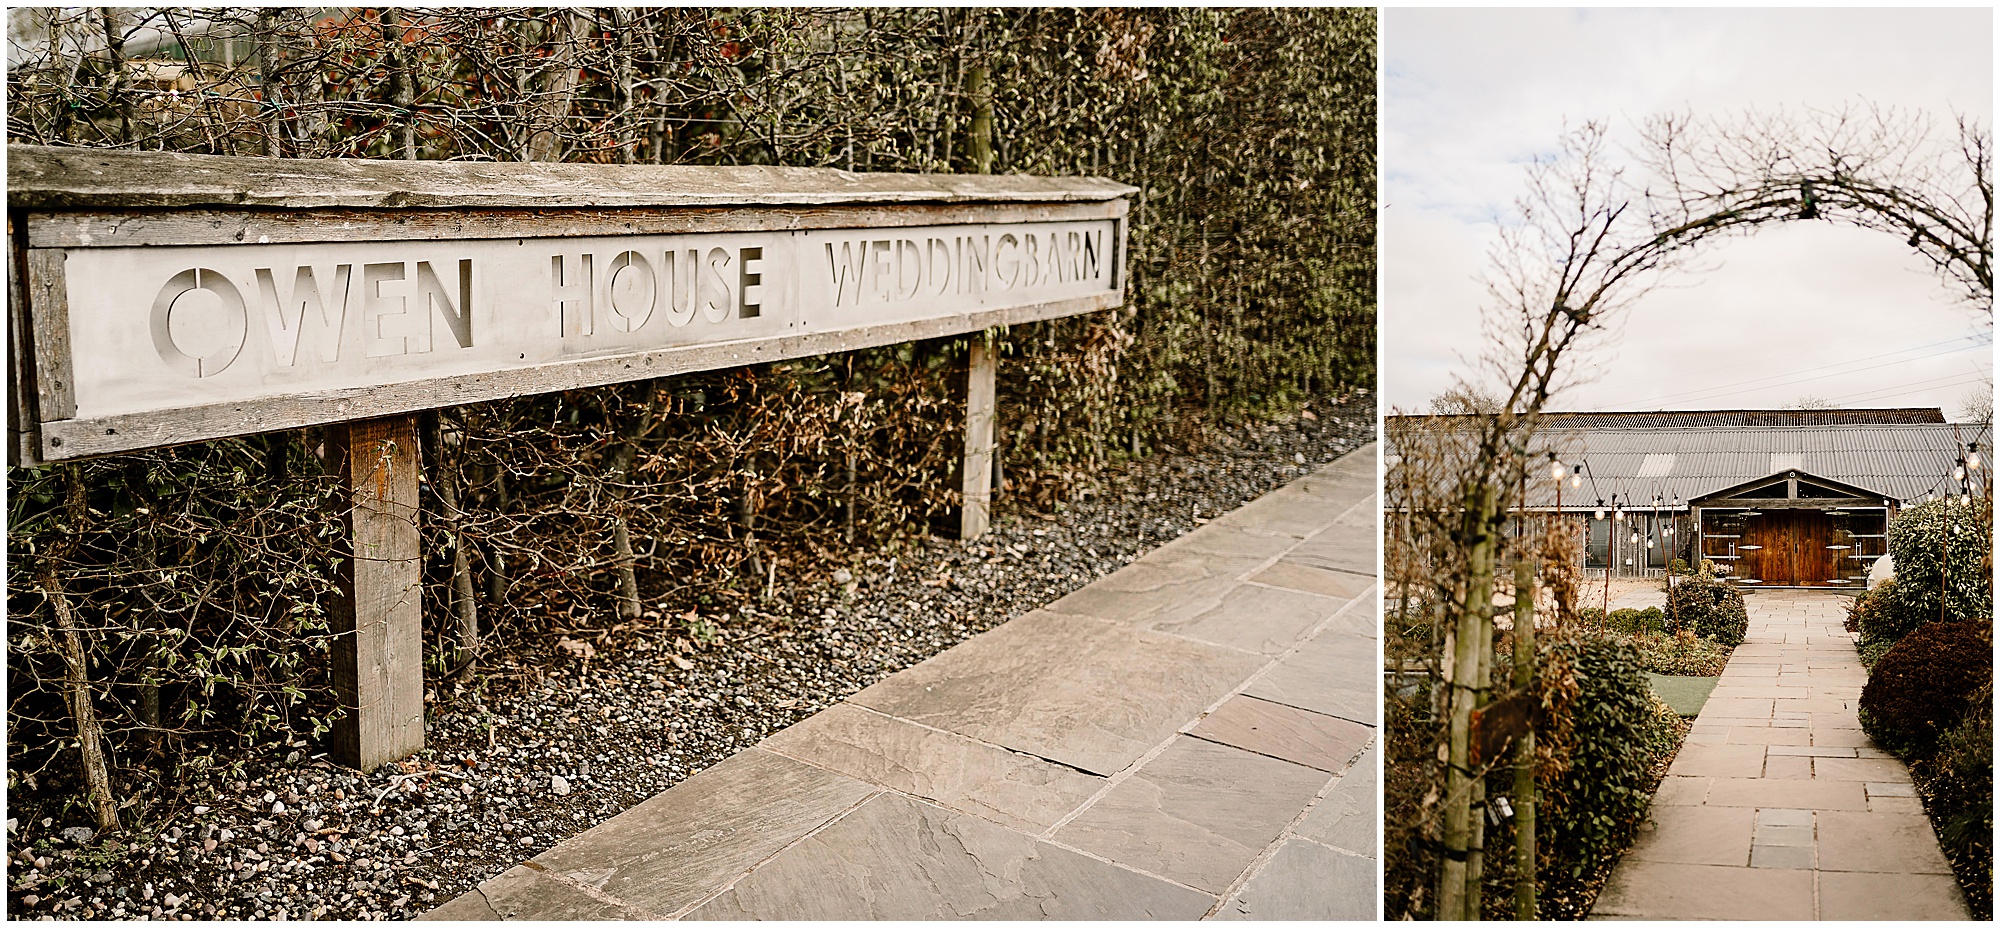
1598,316,1976,393
1608,335,1989,407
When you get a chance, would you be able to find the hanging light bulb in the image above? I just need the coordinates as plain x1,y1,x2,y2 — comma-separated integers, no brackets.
1570,464,1583,490
1594,500,1606,520
1630,531,1640,545
1969,443,1982,470
1614,506,1624,522
1961,491,1972,506
1549,453,1565,483
1955,459,1967,482
1646,538,1655,549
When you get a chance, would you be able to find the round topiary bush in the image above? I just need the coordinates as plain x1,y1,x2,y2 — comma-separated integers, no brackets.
1539,634,1661,884
1849,578,1902,640
1859,620,1993,757
1886,497,1993,630
1664,562,1748,646
1693,585,1748,646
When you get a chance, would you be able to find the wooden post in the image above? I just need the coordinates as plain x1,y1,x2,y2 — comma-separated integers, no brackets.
328,414,426,772
960,332,997,541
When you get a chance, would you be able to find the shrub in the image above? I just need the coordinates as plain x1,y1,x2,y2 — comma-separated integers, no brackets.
1605,607,1664,635
1849,578,1903,641
1885,497,1993,631
1664,562,1748,646
1858,637,1897,670
1639,687,1690,756
1539,634,1663,884
1630,631,1732,676
1859,621,1993,757
1922,687,1993,916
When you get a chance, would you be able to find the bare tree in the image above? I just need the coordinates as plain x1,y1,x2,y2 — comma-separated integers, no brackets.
1643,105,1993,312
1396,107,1994,919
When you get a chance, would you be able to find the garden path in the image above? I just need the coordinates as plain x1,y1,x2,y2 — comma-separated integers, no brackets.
421,445,1379,920
1590,589,1969,920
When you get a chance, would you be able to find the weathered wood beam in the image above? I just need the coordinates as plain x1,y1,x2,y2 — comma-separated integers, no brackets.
327,414,426,772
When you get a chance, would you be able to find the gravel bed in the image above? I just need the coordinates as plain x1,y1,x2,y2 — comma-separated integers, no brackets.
7,391,1374,920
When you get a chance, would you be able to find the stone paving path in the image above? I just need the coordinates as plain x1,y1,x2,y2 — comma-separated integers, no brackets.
423,444,1380,921
1591,589,1970,920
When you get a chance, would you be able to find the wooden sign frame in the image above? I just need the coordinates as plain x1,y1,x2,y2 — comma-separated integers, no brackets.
8,145,1133,771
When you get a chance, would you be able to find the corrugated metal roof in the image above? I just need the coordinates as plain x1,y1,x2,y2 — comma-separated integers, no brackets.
1533,408,1948,427
1520,423,1992,510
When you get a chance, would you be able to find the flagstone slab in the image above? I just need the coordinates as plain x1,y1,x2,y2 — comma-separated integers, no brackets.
1816,810,1955,874
683,792,1216,920
1724,726,1810,745
1701,776,1867,811
1812,756,1911,781
1628,805,1754,866
1701,696,1775,719
1818,871,1971,920
1244,628,1375,724
1189,694,1371,773
1764,754,1813,779
1591,861,1815,920
1053,737,1331,893
1149,520,1300,565
1044,559,1238,629
418,865,653,920
1669,743,1767,778
1211,840,1374,920
1145,582,1349,655
1294,741,1375,856
1211,488,1359,539
1245,560,1374,601
1653,775,1709,806
849,609,1265,776
521,748,880,915
1277,529,1374,576
756,703,1105,833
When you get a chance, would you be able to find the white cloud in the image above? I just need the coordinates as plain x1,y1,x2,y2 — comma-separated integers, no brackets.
1383,7,1994,418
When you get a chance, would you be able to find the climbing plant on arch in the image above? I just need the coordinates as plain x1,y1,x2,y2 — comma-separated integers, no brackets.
1400,106,1991,921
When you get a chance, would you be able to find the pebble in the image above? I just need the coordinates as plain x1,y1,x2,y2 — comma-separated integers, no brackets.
5,393,1371,920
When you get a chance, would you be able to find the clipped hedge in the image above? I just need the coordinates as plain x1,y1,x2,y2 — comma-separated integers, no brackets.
1859,621,1993,757
1539,634,1664,885
1606,607,1665,635
1630,631,1732,676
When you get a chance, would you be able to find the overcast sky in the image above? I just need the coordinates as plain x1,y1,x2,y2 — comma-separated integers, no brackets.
1382,8,1994,420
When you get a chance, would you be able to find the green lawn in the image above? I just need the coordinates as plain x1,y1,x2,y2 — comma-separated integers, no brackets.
1646,672,1720,718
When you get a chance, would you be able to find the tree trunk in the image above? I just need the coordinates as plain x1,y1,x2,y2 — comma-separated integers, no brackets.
607,382,664,620
381,10,417,161
45,569,119,835
1512,554,1538,919
1440,481,1497,920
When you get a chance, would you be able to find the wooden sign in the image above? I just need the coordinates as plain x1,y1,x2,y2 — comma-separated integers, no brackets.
9,145,1131,464
9,145,1132,772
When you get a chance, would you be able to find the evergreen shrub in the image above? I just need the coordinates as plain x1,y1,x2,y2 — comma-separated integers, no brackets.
1664,562,1748,646
1859,621,1993,757
1540,634,1662,883
1885,498,1993,630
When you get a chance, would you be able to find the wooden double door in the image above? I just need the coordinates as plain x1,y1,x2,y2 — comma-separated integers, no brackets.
1738,510,1839,586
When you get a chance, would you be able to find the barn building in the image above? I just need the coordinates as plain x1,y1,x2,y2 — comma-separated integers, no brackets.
1397,408,1990,588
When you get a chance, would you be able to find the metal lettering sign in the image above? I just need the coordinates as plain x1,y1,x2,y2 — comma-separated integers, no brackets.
61,220,1115,421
